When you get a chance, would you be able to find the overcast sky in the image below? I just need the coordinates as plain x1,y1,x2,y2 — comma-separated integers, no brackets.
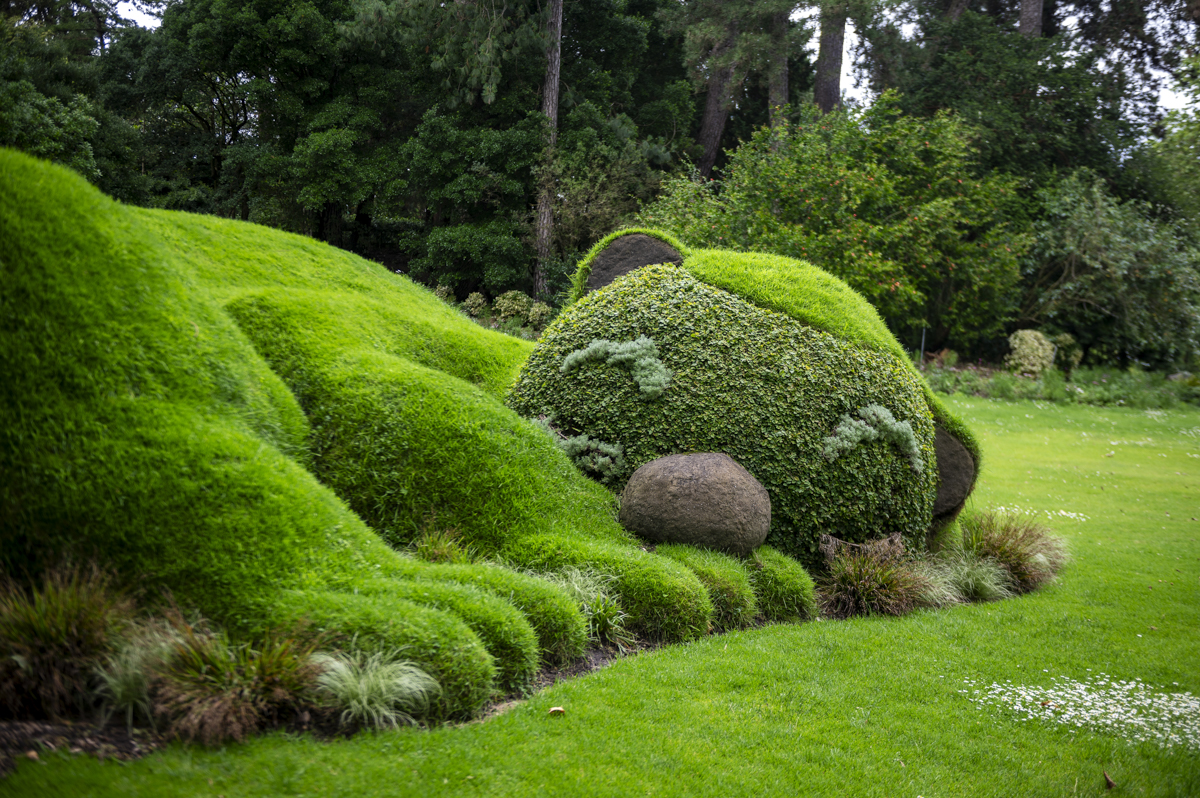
119,3,1189,112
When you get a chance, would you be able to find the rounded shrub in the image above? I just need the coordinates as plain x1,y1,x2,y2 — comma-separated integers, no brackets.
508,265,938,566
1005,330,1056,376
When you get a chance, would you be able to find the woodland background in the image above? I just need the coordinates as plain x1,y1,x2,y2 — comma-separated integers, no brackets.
2,0,1199,365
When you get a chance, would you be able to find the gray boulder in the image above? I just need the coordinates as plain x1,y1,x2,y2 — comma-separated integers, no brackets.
585,233,683,294
619,453,770,556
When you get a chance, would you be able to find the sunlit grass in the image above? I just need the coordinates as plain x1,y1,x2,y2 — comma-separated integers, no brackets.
5,395,1199,797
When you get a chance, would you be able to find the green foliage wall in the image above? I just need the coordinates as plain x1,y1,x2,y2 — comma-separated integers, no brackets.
508,265,939,566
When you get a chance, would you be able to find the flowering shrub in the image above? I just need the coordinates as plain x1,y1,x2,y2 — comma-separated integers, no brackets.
1005,330,1056,376
493,290,533,322
463,292,488,317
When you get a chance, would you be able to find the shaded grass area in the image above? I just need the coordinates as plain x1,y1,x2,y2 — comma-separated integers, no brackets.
10,396,1198,795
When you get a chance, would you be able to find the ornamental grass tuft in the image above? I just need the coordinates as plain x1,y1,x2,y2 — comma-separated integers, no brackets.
0,563,135,721
957,509,1069,593
312,650,441,730
817,550,932,619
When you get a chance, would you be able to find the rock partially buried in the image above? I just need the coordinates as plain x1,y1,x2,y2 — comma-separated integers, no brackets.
585,233,683,293
932,425,975,518
619,453,770,556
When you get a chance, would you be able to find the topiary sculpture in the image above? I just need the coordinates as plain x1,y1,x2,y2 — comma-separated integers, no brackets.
509,229,982,566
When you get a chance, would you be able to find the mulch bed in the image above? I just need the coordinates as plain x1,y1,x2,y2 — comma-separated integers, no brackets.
0,720,164,777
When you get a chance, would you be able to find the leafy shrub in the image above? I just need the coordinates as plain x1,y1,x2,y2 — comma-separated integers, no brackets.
823,404,923,473
746,546,817,623
493,290,534,322
510,265,938,566
958,510,1069,593
433,284,454,303
464,292,489,317
312,650,440,730
561,336,671,400
1006,330,1056,376
0,564,134,720
527,301,555,329
817,550,932,619
655,545,758,631
154,621,322,746
1052,333,1083,378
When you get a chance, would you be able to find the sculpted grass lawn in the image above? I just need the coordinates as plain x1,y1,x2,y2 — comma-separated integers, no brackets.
5,397,1199,796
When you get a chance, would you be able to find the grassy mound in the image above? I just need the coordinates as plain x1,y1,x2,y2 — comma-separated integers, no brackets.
508,265,938,566
654,545,758,631
0,151,722,718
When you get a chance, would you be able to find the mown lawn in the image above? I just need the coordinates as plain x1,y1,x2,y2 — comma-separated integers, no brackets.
5,395,1198,797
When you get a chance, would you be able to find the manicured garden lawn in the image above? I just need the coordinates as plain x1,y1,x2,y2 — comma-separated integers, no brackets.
5,395,1198,797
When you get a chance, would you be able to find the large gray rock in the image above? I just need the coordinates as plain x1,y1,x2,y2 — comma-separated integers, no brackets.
932,425,975,518
619,453,770,556
585,234,682,293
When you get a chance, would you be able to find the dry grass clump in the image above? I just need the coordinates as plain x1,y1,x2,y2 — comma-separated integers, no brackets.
818,551,933,619
958,510,1069,593
0,564,134,720
152,618,323,746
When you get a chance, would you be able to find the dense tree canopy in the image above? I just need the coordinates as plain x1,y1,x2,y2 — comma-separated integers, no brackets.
2,0,1197,366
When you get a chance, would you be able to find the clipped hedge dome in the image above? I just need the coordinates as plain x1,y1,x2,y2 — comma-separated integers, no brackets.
509,265,939,565
512,229,982,565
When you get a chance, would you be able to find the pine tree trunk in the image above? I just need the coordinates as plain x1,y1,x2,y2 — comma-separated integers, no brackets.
768,9,789,128
533,0,563,299
946,0,970,22
1019,0,1043,36
814,3,848,114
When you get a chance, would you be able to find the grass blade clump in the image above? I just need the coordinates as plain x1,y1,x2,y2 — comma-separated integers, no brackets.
95,619,182,732
957,509,1069,593
530,566,637,651
0,564,134,721
153,620,322,746
313,650,440,730
931,551,1014,603
818,550,931,619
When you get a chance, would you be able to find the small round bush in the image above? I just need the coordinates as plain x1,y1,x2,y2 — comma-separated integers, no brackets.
508,265,938,566
464,292,488,317
1005,330,1056,376
527,301,556,329
493,290,534,322
433,284,454,303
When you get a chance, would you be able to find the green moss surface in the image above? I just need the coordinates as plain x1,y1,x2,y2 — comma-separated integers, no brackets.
0,152,726,719
509,265,939,566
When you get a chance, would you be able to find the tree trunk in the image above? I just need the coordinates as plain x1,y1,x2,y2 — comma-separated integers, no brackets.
814,3,848,114
946,0,970,21
768,9,789,128
1019,0,1043,36
533,0,563,299
696,29,742,178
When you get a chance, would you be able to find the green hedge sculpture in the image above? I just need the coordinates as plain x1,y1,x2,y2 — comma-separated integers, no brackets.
510,229,981,567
